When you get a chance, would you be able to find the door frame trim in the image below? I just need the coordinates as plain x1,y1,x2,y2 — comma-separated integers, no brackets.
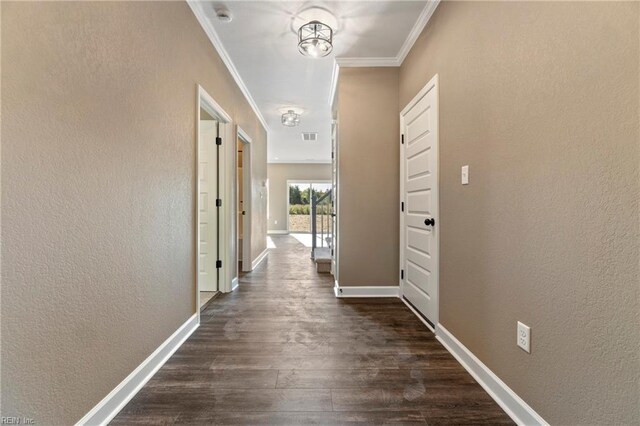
196,85,233,318
330,120,338,277
399,73,440,327
236,125,253,272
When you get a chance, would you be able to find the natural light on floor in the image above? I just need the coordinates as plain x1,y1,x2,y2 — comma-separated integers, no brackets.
268,234,312,248
266,236,277,249
290,233,313,248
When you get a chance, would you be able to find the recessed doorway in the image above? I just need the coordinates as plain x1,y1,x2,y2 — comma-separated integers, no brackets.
399,74,440,328
197,85,232,313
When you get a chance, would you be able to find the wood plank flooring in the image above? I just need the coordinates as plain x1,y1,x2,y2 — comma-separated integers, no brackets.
112,235,512,425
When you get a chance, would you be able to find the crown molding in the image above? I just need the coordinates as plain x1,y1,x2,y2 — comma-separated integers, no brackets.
335,57,400,67
396,0,440,64
189,0,440,132
187,1,270,135
333,0,440,70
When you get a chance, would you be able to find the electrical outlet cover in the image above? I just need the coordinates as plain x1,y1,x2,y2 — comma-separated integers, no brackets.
517,321,531,353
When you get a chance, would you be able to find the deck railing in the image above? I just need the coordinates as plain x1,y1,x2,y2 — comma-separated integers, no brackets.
311,189,333,259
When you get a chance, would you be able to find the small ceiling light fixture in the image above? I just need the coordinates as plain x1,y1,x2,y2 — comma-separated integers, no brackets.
298,20,333,58
281,110,301,127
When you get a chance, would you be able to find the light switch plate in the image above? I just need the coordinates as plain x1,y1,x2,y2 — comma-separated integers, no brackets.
461,165,469,185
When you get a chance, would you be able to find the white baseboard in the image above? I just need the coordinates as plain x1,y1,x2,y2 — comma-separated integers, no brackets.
267,230,288,235
231,277,239,291
334,281,399,298
251,248,269,270
76,313,199,426
436,324,548,426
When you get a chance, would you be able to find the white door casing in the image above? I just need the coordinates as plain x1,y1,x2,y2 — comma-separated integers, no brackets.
198,119,218,293
220,120,234,293
242,145,251,270
400,74,439,327
331,120,338,277
237,126,252,272
197,85,234,317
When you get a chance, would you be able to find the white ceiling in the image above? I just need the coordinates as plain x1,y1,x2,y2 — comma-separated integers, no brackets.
200,1,432,163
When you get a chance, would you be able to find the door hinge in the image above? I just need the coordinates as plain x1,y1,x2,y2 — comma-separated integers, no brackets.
331,249,334,256
401,201,404,212
216,136,222,146
216,260,222,268
216,198,222,207
331,152,334,159
401,134,404,145
401,269,404,280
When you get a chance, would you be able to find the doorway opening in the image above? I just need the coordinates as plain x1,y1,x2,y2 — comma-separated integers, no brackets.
287,180,331,249
236,126,252,274
399,74,440,329
197,85,232,314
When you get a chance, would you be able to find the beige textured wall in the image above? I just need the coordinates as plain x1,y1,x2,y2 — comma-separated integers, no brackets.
337,68,399,286
400,2,639,423
1,2,267,424
267,163,331,231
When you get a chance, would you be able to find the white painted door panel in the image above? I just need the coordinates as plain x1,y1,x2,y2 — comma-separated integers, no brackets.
400,75,439,326
199,120,218,292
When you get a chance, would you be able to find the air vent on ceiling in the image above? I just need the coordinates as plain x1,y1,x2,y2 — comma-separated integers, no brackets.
301,132,318,142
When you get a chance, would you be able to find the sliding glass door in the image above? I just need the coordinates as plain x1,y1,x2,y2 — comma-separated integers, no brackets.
287,181,331,233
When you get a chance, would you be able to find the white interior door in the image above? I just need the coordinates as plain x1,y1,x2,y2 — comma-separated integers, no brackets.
199,119,218,292
400,75,439,326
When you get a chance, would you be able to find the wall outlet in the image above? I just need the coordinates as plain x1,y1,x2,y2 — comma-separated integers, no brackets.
517,321,531,353
461,165,469,185
274,220,278,225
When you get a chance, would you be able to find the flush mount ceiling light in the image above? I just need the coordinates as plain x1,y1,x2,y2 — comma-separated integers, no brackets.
298,20,333,58
281,110,301,127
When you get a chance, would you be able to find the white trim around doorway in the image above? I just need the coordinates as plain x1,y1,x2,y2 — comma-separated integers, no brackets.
236,126,252,273
399,74,440,327
196,85,233,318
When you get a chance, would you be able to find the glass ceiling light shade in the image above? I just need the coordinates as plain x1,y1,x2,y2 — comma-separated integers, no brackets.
281,110,301,127
298,20,333,58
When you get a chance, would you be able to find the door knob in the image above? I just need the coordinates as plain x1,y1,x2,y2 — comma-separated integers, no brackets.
424,218,435,226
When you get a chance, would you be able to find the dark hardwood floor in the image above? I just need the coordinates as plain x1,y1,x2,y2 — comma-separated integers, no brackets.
112,235,512,425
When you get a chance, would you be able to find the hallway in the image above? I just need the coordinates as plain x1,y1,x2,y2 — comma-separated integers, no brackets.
112,235,511,425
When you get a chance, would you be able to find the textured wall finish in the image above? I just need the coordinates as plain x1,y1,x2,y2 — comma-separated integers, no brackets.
337,68,400,287
399,2,639,423
1,2,266,423
267,163,332,231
